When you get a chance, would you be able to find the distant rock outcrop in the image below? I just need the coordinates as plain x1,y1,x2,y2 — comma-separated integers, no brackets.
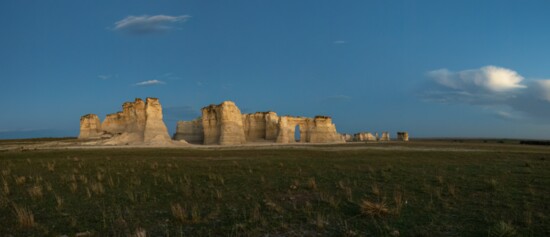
354,132,377,141
397,132,409,141
380,132,390,141
78,98,177,146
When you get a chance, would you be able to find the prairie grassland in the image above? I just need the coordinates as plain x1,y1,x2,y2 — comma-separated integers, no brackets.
0,141,548,236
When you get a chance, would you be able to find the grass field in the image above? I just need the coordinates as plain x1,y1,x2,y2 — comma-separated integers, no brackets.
0,141,548,236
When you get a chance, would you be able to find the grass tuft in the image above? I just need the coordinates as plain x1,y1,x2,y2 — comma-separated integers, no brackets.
360,198,389,218
12,204,35,228
489,221,517,237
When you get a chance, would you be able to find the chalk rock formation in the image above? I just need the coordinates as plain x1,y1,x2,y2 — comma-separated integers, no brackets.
308,116,343,143
341,133,353,142
354,132,377,141
380,132,390,141
397,132,409,141
275,116,343,143
79,98,175,146
202,101,246,145
174,101,343,145
78,114,102,139
173,120,204,144
143,98,172,144
242,112,279,142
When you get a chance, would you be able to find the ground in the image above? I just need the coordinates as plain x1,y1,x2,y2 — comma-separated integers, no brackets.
0,139,548,236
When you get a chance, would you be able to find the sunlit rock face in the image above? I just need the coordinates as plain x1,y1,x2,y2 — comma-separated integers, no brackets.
397,132,409,141
380,132,390,141
177,100,346,145
201,101,246,145
78,114,102,139
78,97,175,146
354,132,377,141
274,116,343,143
143,98,172,144
308,116,343,143
173,120,204,144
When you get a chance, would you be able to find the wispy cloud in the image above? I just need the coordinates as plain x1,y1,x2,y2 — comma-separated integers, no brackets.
422,65,550,120
333,40,347,44
98,74,118,80
323,94,352,103
135,80,165,86
98,75,110,80
113,15,191,35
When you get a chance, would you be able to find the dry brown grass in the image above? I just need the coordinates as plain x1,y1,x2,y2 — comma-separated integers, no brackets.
46,162,55,172
393,190,403,215
69,182,78,193
308,177,317,190
1,178,9,195
14,176,26,185
27,185,43,200
12,204,35,228
90,182,104,196
360,198,389,218
170,203,186,224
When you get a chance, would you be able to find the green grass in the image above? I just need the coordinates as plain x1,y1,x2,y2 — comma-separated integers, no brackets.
0,142,548,236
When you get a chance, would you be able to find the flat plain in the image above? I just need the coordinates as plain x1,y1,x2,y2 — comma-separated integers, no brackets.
0,139,548,236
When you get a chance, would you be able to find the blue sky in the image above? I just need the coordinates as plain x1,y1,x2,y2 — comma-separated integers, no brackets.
2,0,550,139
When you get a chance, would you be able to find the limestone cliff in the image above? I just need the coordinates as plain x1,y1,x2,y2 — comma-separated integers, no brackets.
201,101,246,145
308,116,344,143
78,114,102,139
174,101,344,145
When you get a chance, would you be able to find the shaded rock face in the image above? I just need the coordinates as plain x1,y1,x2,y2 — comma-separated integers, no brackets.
78,98,174,145
242,112,279,142
201,101,246,145
397,132,409,141
78,114,102,139
173,120,204,144
174,101,344,145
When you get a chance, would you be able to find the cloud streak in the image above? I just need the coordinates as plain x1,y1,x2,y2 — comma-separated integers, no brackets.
113,15,191,35
135,80,165,86
422,65,550,120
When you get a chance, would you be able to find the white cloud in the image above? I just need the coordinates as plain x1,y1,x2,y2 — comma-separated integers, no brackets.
423,65,550,120
135,80,165,86
429,66,526,93
113,15,191,34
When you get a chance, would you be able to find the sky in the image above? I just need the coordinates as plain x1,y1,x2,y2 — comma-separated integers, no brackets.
1,0,550,139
